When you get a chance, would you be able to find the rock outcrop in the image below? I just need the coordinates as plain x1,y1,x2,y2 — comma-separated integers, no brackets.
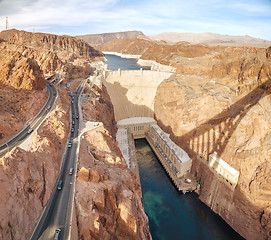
152,45,271,239
0,29,102,59
148,32,271,48
74,83,151,239
0,85,47,145
77,31,145,47
0,42,46,90
0,87,70,240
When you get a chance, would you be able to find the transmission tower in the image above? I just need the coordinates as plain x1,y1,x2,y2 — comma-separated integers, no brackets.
6,17,8,30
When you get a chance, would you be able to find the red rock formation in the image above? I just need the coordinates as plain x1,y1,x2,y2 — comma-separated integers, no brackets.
0,87,70,239
0,42,45,90
0,29,102,59
75,83,151,239
77,31,145,46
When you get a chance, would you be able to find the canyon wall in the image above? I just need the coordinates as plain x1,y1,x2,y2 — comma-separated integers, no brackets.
0,87,70,239
152,46,271,240
103,70,172,122
74,82,152,239
98,38,271,239
76,31,145,46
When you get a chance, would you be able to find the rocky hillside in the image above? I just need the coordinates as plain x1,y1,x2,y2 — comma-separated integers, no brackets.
0,86,47,145
0,87,70,239
0,29,104,90
74,82,151,239
76,31,145,46
151,45,271,239
0,42,46,90
97,38,156,55
0,29,102,59
149,32,271,48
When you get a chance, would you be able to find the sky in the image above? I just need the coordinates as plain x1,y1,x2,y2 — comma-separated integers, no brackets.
0,0,271,40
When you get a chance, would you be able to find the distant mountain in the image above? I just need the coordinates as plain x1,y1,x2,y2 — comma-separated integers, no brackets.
148,32,271,48
76,31,145,46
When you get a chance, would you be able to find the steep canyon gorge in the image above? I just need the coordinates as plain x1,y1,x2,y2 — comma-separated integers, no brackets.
0,28,270,240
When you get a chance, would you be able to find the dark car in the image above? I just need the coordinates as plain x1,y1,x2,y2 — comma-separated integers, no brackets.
57,180,63,190
27,129,33,134
54,228,61,240
71,128,74,133
68,141,72,148
72,114,75,119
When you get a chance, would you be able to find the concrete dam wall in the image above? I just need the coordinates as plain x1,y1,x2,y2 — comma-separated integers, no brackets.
103,69,172,122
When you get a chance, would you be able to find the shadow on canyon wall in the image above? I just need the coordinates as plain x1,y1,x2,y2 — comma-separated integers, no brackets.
157,79,271,162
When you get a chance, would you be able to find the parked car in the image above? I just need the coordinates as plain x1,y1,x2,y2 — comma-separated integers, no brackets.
57,180,63,190
54,228,61,240
69,168,74,175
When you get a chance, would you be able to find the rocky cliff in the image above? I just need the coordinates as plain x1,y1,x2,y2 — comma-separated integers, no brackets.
152,45,271,239
74,82,151,239
0,29,102,59
98,38,155,55
148,32,271,48
0,85,47,145
0,87,70,239
0,29,104,83
0,42,46,90
77,31,145,46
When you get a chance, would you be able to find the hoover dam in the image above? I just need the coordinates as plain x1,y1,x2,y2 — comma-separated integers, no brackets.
104,54,245,240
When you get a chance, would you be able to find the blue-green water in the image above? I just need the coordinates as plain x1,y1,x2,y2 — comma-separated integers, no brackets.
105,54,244,240
136,139,244,240
105,54,150,71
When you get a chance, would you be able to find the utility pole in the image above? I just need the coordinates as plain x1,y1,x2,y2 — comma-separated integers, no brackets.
6,16,8,30
6,16,9,43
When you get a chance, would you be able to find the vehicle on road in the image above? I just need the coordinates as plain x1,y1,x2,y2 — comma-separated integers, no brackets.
72,114,75,119
54,228,61,240
68,141,72,148
27,129,33,134
48,105,51,110
72,120,75,125
71,100,74,104
57,180,63,190
71,128,74,133
76,115,79,119
69,168,73,175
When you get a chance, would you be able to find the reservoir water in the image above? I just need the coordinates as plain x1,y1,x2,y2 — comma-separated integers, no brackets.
105,54,150,71
105,54,244,240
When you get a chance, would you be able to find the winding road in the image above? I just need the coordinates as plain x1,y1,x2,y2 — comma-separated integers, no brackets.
31,79,87,240
0,82,57,158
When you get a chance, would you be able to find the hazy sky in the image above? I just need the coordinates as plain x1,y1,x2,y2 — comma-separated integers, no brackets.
0,0,271,40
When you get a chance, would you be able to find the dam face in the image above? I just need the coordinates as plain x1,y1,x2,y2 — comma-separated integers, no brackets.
103,69,172,122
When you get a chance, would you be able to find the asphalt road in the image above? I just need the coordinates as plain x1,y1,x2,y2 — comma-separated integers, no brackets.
31,79,86,240
0,82,57,158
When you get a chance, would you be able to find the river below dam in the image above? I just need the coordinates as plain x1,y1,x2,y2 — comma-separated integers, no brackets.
105,54,244,240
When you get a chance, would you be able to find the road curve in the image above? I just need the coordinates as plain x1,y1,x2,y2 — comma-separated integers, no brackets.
0,82,57,158
31,79,86,240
